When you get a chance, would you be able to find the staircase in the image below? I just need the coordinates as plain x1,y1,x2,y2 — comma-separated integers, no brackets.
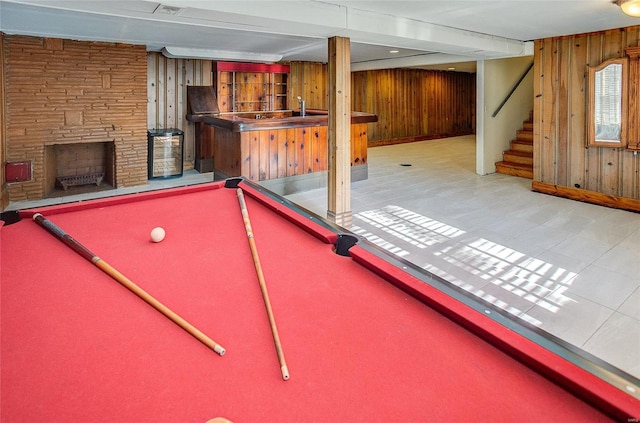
495,115,533,179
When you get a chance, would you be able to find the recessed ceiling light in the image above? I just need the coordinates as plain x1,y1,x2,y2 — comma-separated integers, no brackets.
389,50,399,54
448,67,455,70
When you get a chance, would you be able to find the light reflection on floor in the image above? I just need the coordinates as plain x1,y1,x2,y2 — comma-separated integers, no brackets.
353,205,577,326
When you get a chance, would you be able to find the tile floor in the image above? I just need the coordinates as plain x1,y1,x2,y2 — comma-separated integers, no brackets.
5,135,639,392
285,135,640,385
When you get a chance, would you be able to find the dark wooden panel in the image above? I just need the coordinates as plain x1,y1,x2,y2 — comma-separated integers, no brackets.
212,128,241,177
187,86,220,115
194,122,215,172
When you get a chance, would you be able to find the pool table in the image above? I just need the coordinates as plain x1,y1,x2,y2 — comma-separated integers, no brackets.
1,179,638,422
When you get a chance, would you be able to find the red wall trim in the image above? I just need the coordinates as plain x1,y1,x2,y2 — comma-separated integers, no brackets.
215,61,290,73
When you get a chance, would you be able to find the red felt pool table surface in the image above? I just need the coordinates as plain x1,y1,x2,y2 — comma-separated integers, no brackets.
1,180,638,422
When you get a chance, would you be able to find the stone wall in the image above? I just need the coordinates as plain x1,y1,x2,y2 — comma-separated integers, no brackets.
4,35,148,201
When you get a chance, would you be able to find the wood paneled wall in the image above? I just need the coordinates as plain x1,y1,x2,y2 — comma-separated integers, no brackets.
353,68,476,143
1,32,6,210
287,62,476,144
288,62,329,112
147,52,212,170
534,27,640,200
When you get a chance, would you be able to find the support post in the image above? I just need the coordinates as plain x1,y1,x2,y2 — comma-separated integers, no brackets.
625,47,640,151
327,36,352,227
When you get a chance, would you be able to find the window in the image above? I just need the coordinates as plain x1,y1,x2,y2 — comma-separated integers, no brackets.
588,57,628,147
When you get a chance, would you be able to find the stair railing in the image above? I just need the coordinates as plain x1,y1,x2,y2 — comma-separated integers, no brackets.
492,61,534,118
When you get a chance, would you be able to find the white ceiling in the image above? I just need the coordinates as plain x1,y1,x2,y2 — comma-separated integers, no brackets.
1,0,639,72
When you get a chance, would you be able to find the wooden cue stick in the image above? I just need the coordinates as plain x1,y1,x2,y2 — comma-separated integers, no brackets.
236,188,290,381
32,213,226,356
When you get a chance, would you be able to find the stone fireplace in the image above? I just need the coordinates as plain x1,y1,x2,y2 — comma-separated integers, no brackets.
3,35,149,203
44,142,115,197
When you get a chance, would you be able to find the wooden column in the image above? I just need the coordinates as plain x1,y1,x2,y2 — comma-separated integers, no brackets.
327,36,352,227
625,46,640,151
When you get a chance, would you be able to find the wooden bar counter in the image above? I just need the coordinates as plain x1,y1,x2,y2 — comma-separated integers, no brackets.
188,109,377,192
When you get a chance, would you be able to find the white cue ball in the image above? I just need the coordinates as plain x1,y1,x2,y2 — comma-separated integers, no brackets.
150,227,166,243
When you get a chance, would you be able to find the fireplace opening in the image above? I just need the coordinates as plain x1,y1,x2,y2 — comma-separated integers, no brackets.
45,142,115,197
